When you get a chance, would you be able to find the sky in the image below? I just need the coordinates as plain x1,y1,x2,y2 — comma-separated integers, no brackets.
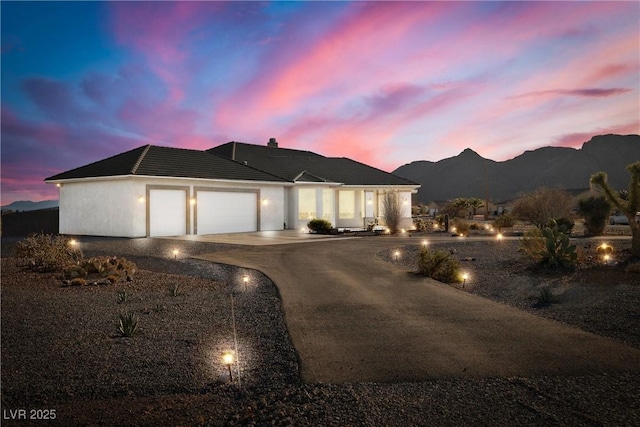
1,1,639,205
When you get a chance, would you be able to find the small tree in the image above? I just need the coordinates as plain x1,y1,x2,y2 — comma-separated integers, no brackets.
381,191,402,234
578,196,611,236
591,161,640,256
512,187,573,228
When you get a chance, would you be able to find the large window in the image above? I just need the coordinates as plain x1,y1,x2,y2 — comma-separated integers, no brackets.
338,190,355,219
298,188,316,220
322,189,333,220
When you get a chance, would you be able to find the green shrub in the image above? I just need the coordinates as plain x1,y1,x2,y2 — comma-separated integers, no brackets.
15,233,83,272
117,312,138,337
417,247,460,283
307,218,333,234
519,228,545,262
492,214,515,230
578,196,611,236
469,223,481,230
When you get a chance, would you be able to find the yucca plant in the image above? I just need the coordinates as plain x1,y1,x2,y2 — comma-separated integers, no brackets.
117,312,138,337
537,286,555,306
117,290,129,303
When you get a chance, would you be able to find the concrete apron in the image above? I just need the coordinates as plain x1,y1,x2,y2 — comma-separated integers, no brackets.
194,239,640,384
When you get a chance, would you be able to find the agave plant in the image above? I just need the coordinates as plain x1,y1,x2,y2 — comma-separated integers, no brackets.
117,290,129,303
117,312,138,337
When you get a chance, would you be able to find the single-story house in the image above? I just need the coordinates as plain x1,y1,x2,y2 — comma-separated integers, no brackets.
45,138,420,237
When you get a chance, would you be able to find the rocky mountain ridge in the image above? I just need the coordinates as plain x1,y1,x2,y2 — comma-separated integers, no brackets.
393,134,640,203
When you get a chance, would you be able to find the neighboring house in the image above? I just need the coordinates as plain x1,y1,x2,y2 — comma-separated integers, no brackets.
45,139,420,237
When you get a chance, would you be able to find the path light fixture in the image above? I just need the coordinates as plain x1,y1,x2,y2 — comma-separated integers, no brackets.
433,223,439,230
394,250,400,261
243,275,249,291
173,249,179,259
462,272,469,288
604,254,611,265
422,240,428,249
69,239,78,247
222,351,234,382
497,233,504,242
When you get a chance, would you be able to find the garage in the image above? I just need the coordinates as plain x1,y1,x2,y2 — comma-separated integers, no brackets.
148,188,188,237
196,190,258,234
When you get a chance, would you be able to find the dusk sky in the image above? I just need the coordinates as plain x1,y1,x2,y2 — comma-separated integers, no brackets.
2,1,639,205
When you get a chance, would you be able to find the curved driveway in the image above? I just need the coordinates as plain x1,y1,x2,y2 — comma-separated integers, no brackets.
195,237,640,383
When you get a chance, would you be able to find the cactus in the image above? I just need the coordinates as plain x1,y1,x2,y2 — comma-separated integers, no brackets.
538,220,577,268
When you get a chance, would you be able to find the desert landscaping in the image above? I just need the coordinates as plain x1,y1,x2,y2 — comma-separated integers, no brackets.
1,223,639,426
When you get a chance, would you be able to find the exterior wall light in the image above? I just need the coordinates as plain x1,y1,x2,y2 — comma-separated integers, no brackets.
56,183,62,188
138,195,145,203
262,199,269,206
190,198,196,205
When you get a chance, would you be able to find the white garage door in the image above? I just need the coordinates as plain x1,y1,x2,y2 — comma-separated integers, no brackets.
197,191,257,234
149,189,187,237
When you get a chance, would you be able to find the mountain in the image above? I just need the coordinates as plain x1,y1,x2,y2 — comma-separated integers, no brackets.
1,200,59,212
393,134,640,204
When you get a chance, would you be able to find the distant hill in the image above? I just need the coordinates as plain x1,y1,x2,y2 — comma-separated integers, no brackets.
393,134,640,204
1,200,59,212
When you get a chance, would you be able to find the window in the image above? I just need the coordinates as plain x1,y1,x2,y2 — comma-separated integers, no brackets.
322,189,333,220
338,190,355,219
298,188,316,220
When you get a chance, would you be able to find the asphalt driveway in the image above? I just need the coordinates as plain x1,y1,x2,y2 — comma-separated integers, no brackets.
195,237,640,383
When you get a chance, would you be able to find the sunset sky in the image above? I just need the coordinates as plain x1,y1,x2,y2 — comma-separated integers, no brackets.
2,1,639,205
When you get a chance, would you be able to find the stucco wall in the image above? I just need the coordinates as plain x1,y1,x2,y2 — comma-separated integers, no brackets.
57,177,286,237
59,179,145,237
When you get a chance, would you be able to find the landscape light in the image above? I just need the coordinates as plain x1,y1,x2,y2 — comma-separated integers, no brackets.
69,239,78,246
604,254,611,265
422,240,428,248
222,351,234,382
497,233,504,242
451,227,457,233
243,275,249,291
394,250,400,261
401,228,406,234
173,249,179,259
462,272,469,287
433,223,439,230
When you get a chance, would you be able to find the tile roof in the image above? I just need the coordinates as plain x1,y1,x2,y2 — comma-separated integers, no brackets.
45,145,287,182
208,141,419,186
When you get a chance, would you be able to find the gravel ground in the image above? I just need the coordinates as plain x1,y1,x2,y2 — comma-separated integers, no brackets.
2,236,640,426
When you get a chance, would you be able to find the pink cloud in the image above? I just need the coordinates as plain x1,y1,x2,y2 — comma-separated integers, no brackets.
552,122,640,149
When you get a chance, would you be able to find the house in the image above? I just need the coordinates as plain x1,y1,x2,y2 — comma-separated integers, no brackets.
45,139,420,237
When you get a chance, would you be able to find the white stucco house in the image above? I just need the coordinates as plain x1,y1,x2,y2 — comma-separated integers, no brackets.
45,138,420,237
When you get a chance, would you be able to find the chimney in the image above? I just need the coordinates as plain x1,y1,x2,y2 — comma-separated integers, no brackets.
267,137,278,148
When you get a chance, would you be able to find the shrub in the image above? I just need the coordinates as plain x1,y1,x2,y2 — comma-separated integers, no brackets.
512,188,573,228
537,286,555,306
69,278,87,286
519,228,545,263
452,219,469,236
307,218,333,234
578,196,611,236
381,191,402,234
417,247,460,283
76,256,137,282
15,233,83,272
117,312,138,337
413,217,428,232
117,290,129,303
492,214,515,230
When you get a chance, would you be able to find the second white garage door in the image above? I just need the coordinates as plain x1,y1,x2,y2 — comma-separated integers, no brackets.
197,191,258,234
